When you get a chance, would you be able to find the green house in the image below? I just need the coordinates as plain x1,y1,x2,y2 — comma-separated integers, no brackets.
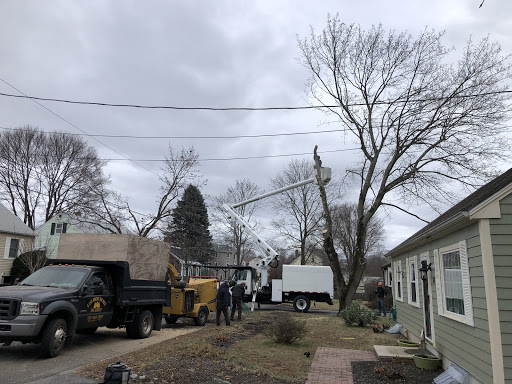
35,213,131,259
387,168,512,384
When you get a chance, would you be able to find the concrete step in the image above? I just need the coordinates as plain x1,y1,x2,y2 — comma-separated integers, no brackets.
374,345,429,361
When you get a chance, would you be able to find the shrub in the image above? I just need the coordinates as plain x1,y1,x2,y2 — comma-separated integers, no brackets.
340,300,377,327
10,251,47,283
265,313,307,344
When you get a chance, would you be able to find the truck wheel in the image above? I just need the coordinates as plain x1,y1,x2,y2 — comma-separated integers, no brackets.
131,310,154,339
164,314,179,324
41,318,68,358
293,296,311,313
76,327,98,335
194,307,209,326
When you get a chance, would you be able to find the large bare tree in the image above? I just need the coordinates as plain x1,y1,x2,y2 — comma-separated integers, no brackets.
211,179,263,264
304,18,512,308
270,159,325,265
0,126,107,229
80,146,200,238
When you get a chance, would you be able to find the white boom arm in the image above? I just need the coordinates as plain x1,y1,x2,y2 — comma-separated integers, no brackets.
223,165,332,289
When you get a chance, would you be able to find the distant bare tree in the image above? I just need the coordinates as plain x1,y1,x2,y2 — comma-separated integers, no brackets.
81,146,200,238
0,126,107,229
211,179,263,264
331,202,384,274
270,159,326,265
303,17,512,308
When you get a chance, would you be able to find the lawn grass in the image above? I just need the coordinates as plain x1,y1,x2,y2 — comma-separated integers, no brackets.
226,311,397,383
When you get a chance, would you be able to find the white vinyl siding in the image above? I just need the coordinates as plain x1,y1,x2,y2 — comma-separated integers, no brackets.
436,241,474,326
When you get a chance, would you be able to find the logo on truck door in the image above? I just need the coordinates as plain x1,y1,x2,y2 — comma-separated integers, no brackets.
87,297,107,313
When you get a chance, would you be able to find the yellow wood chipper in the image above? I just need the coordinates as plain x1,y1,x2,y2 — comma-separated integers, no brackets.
162,263,218,326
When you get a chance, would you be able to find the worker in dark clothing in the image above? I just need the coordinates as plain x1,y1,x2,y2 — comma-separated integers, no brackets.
230,282,245,321
216,280,231,326
376,282,387,316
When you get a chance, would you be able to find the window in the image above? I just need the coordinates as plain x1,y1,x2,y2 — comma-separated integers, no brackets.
8,239,19,259
434,241,474,326
441,250,464,315
50,222,67,235
394,260,403,301
407,256,420,307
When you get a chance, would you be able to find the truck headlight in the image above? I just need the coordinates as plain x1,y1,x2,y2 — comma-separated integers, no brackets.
20,302,40,315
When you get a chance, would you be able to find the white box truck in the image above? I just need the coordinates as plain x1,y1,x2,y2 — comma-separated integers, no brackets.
232,264,334,312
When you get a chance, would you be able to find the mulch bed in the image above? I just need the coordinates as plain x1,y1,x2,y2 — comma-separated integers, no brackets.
352,360,443,384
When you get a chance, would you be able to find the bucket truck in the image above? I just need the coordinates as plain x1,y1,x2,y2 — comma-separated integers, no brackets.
223,165,334,312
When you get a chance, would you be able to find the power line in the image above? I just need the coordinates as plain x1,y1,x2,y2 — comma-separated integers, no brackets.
0,89,511,111
0,125,346,140
99,148,358,162
0,77,160,178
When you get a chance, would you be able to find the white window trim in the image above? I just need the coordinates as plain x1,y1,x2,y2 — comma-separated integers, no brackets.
407,255,420,308
435,241,474,326
3,237,22,260
394,260,403,302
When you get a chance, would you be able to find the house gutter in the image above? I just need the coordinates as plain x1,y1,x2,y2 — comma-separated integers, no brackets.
387,211,470,257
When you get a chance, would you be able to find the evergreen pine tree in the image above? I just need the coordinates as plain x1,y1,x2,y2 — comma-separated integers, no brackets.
170,184,214,268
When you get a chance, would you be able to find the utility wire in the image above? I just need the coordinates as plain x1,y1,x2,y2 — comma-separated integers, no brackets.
0,77,160,178
98,148,358,162
0,125,346,139
0,89,511,110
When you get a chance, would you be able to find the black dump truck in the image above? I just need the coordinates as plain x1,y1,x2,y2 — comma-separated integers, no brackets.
0,259,170,357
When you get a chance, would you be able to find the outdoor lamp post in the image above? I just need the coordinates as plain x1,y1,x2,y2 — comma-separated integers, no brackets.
419,260,432,281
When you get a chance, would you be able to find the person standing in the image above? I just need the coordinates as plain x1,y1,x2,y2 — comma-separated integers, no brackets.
230,282,245,321
216,280,231,326
376,281,387,316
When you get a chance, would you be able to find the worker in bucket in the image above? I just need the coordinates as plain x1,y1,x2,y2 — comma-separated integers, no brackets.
216,280,231,326
376,281,387,317
230,281,245,321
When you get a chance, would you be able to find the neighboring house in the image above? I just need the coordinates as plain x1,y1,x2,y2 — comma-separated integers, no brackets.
387,168,512,384
289,249,329,266
212,243,236,266
381,262,393,288
35,213,130,259
0,204,35,284
169,245,202,277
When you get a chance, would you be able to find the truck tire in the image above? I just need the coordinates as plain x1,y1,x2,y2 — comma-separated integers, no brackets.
293,295,311,313
129,310,154,339
194,307,209,326
76,327,98,335
164,314,179,324
41,318,68,358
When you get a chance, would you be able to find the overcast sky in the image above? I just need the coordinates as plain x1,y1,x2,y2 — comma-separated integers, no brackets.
0,1,510,251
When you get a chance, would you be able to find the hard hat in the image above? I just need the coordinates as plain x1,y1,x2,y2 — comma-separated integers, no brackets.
378,282,383,286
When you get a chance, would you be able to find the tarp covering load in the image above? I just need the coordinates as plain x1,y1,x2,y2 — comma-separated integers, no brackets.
57,234,170,281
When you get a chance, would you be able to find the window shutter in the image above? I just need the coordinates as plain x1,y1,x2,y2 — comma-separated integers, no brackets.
414,255,419,306
406,257,411,304
459,240,474,326
3,237,10,259
51,223,56,235
434,249,444,315
62,223,67,233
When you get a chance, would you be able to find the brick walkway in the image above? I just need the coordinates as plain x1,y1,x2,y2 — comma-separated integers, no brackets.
305,347,377,384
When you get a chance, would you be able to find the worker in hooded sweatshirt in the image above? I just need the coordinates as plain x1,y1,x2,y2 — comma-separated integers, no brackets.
376,281,387,317
216,280,231,326
230,281,245,321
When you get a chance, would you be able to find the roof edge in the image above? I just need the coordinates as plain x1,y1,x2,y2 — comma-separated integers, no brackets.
387,212,469,257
